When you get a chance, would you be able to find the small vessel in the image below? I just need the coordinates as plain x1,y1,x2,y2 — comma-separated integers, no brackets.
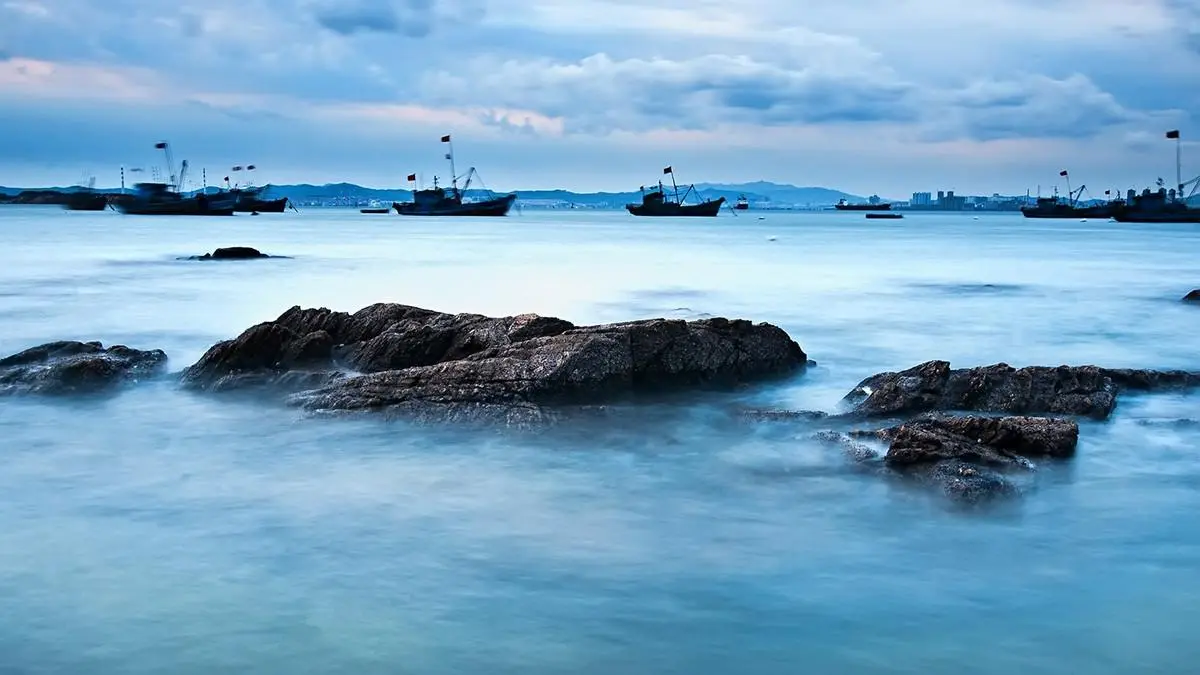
63,176,109,211
113,142,237,216
232,186,288,213
392,135,517,216
626,167,725,217
834,198,891,211
734,194,749,210
865,212,903,219
1020,171,1118,218
360,208,390,214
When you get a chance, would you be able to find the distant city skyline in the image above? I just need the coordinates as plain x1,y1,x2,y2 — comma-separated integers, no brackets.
1,0,1198,194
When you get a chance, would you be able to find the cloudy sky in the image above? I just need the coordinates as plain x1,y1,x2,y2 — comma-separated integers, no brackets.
0,0,1198,196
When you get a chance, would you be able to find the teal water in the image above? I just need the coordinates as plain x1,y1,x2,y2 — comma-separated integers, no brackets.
1,206,1199,673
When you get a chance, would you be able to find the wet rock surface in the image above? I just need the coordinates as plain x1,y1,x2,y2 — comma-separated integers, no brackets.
182,303,809,418
180,247,287,261
842,360,1200,420
0,340,168,395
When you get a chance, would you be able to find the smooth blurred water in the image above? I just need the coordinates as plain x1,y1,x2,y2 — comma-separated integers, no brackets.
1,205,1199,674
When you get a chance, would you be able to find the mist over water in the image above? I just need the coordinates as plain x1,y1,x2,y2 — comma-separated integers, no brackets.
1,206,1199,673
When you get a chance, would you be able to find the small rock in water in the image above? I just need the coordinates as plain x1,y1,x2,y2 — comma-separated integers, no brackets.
0,340,168,396
767,235,777,241
180,247,286,261
1182,289,1200,303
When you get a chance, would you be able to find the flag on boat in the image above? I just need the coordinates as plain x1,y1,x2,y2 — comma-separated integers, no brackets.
445,153,452,160
1166,130,1181,139
1059,170,1068,176
223,176,229,182
232,166,243,171
407,173,417,182
663,166,672,174
154,142,167,149
441,135,451,142
247,165,256,170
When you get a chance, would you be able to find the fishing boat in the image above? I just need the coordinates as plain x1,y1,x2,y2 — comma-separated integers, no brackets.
361,208,390,214
392,135,517,216
1112,130,1200,223
834,198,891,211
113,142,237,216
626,167,725,217
63,176,109,211
1020,170,1119,218
734,194,749,210
865,212,903,219
221,166,290,212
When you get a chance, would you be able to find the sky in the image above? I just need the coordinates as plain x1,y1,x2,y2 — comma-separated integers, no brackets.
0,0,1199,196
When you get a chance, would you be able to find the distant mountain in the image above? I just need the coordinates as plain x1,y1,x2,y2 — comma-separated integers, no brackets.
694,181,864,206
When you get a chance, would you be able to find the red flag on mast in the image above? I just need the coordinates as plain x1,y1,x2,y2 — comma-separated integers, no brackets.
407,173,417,182
1059,170,1068,177
1166,130,1180,139
441,135,451,142
663,166,672,174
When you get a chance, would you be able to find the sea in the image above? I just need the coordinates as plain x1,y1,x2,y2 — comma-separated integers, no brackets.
1,205,1199,674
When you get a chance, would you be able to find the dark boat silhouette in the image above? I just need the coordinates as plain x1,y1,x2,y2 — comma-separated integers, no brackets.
63,176,109,211
626,167,725,217
834,198,891,211
232,186,288,213
113,142,237,216
392,135,517,216
1020,170,1119,218
361,207,390,214
734,194,749,210
1111,130,1200,222
865,212,903,219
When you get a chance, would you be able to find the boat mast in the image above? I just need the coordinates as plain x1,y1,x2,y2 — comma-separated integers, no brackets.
664,165,679,203
155,141,175,191
1168,129,1183,198
442,134,457,194
1060,170,1071,205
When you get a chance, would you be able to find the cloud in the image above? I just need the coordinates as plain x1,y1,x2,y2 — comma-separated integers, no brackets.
0,0,1196,195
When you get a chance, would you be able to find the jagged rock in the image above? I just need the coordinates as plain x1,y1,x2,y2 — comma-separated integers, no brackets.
182,303,808,419
842,360,1200,420
0,340,167,396
179,247,287,261
878,414,1078,468
1183,289,1200,303
925,460,1018,504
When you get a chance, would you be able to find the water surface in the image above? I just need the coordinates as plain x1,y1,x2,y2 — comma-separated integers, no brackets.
1,206,1198,673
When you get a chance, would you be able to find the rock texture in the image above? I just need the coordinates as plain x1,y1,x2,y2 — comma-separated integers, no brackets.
0,340,167,395
182,303,808,418
180,247,286,261
878,414,1078,468
842,360,1200,420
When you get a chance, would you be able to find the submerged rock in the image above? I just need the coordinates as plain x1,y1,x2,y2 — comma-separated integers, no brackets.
0,340,167,396
842,360,1200,420
180,247,286,261
182,303,808,419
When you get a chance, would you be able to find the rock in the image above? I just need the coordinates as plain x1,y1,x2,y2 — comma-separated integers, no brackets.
1183,289,1200,303
842,360,1200,420
925,460,1017,504
182,303,808,420
879,414,1078,468
0,340,167,396
180,247,287,261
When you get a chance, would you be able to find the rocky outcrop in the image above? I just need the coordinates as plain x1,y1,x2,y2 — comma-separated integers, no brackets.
1183,290,1200,303
182,303,809,418
180,247,286,261
0,340,167,396
842,360,1200,420
817,413,1078,503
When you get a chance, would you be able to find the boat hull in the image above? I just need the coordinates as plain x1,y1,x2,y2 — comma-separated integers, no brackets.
234,197,288,213
63,194,109,211
392,193,516,216
1112,211,1200,223
114,194,237,216
865,213,903,219
626,198,725,217
1021,206,1116,219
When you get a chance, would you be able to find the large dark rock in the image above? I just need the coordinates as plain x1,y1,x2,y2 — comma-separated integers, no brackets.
842,360,1200,420
182,303,808,418
1183,289,1200,303
0,340,168,396
878,414,1078,468
180,247,287,261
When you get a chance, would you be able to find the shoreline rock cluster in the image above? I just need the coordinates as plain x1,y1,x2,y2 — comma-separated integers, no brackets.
5,301,1199,504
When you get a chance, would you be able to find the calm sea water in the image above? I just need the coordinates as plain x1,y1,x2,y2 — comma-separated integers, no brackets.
2,205,1199,674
